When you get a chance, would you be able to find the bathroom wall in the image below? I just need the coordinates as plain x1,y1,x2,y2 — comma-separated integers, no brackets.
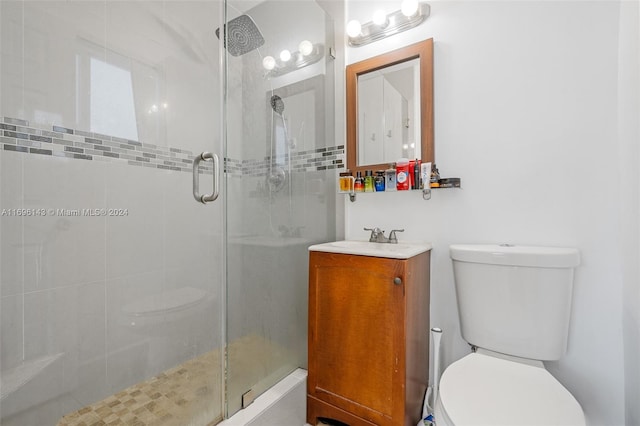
343,1,639,425
618,2,640,425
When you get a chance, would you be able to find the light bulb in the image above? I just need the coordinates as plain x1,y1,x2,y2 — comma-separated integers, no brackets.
262,55,276,70
279,49,291,62
299,40,314,56
401,0,419,17
346,20,362,38
372,10,388,27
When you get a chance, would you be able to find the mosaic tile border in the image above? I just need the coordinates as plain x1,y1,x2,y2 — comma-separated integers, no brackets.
226,146,345,178
1,117,344,175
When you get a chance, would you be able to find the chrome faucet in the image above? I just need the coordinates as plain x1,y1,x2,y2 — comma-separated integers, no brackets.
364,227,404,244
388,229,404,244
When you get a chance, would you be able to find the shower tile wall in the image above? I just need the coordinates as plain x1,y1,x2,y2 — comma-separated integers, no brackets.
0,2,225,424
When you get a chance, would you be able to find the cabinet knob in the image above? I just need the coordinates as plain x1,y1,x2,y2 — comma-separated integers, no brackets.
393,277,402,285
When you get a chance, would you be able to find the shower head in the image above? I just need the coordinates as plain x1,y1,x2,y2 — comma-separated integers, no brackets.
270,95,284,115
215,15,265,57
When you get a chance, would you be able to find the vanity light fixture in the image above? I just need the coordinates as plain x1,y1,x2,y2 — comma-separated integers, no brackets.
279,49,292,62
262,41,325,77
347,0,430,47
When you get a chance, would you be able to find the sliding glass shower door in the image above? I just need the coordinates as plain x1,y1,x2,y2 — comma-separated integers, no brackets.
223,0,337,417
0,1,225,425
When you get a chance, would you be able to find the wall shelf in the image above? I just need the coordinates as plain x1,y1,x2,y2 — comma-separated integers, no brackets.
341,178,461,202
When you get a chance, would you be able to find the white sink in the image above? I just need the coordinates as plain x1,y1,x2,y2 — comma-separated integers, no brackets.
309,240,432,259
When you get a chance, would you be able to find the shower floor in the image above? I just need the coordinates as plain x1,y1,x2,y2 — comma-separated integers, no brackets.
57,350,221,426
57,334,291,426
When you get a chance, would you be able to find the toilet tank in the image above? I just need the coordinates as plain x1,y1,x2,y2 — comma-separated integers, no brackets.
450,244,580,361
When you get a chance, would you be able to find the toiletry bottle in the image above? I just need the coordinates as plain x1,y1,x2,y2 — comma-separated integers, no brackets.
430,164,440,188
396,158,410,191
364,170,375,192
411,158,421,190
354,171,364,192
385,163,397,191
374,171,386,192
421,162,431,190
339,170,353,193
409,159,415,189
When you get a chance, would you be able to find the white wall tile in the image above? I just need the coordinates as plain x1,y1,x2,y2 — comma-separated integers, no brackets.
0,1,25,119
22,155,106,292
23,286,77,361
0,294,23,371
105,163,164,279
1,151,24,298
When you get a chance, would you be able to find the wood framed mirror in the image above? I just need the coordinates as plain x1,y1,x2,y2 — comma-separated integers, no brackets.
346,39,434,175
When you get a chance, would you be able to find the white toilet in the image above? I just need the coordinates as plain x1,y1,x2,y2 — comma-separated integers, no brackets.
435,244,585,426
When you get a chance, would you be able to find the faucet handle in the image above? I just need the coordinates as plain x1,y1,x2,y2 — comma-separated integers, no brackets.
388,229,405,244
364,227,384,242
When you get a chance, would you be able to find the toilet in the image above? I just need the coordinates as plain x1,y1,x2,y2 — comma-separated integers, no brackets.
435,244,585,426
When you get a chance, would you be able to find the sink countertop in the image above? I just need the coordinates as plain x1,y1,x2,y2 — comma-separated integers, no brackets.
308,240,432,259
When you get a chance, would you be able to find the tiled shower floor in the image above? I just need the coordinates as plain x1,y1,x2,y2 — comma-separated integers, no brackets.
57,334,291,426
57,350,221,426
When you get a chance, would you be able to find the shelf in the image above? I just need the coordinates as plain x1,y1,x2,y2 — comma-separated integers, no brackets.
341,178,461,202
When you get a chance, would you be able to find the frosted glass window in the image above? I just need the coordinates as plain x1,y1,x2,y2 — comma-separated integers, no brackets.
90,58,138,141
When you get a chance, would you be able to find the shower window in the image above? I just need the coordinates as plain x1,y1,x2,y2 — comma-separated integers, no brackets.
88,57,138,141
75,39,165,145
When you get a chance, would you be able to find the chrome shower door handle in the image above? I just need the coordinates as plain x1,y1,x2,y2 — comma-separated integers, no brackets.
193,152,220,204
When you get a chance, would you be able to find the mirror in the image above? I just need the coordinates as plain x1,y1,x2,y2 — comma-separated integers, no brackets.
346,39,434,175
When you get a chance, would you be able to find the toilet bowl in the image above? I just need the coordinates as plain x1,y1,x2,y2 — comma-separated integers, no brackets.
434,350,584,426
438,244,586,426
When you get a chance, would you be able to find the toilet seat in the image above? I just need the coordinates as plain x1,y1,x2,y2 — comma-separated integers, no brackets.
438,352,585,426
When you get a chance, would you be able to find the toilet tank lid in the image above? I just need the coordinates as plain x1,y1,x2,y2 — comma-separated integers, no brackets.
450,244,580,268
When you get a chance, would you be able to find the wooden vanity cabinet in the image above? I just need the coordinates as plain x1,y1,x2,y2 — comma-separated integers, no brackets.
307,250,431,426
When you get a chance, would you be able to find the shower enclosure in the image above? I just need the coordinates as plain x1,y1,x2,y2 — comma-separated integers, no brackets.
0,0,337,424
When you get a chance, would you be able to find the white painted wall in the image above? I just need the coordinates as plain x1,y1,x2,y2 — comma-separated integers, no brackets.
617,2,640,425
343,1,639,425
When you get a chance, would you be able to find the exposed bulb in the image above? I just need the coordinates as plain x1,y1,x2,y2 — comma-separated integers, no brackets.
299,40,314,56
372,10,388,27
401,0,419,17
279,49,292,62
262,55,276,70
346,19,362,38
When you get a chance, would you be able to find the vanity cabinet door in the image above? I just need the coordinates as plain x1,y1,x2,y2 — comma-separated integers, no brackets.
308,251,425,426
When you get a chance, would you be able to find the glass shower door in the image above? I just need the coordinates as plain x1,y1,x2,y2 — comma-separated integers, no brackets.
0,2,225,425
223,0,337,417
